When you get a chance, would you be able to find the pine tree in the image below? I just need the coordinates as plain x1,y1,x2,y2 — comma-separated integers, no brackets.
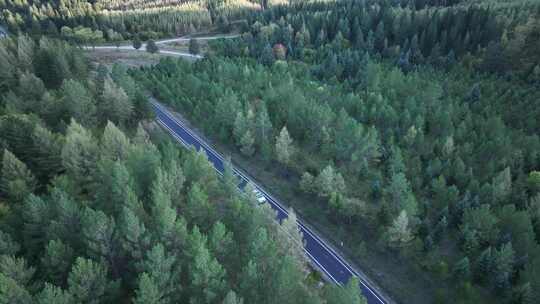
493,243,515,283
279,208,306,266
386,210,413,248
452,257,471,281
0,273,32,304
324,277,367,304
30,124,63,183
475,247,494,283
527,171,540,193
0,231,19,256
94,161,140,216
41,240,75,286
189,38,201,55
150,168,177,237
61,119,99,193
37,284,73,304
209,221,234,263
68,257,116,304
100,121,131,162
101,78,133,126
222,157,238,198
17,35,35,72
461,205,499,245
133,36,142,50
118,206,149,266
1,149,36,203
215,91,241,140
275,126,294,166
223,290,243,304
0,43,17,91
146,40,159,54
0,255,35,286
255,103,273,148
60,80,96,127
316,165,345,198
137,243,178,302
133,273,163,304
81,208,119,277
233,112,248,145
187,226,227,304
387,172,417,217
492,167,512,204
240,130,255,157
260,44,275,66
186,183,215,231
299,172,315,194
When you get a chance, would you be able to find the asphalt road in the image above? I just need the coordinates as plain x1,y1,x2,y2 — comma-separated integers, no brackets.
152,101,389,304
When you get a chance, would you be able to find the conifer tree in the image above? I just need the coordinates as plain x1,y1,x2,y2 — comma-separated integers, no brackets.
1,149,36,203
189,38,201,55
37,284,73,304
275,126,294,166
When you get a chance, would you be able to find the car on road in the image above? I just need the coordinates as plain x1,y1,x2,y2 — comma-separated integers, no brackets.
253,189,267,203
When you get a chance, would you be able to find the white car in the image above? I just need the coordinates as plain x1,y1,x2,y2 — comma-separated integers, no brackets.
253,189,267,203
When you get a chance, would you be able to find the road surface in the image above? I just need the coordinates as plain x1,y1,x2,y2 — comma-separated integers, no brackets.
152,101,389,304
155,34,240,45
84,34,239,58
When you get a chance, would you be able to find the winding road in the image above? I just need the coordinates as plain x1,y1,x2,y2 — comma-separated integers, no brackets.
152,101,390,304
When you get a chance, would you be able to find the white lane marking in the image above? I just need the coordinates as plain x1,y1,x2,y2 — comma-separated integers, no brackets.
154,103,387,304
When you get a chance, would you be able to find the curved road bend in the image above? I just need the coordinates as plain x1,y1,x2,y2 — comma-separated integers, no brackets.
151,101,390,304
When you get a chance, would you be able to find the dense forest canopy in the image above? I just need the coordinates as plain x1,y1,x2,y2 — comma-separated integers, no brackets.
0,35,367,303
1,0,540,303
0,0,284,40
130,0,540,303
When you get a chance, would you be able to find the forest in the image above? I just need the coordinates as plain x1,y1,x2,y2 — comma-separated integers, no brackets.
1,0,540,303
131,0,540,303
0,36,368,303
0,0,278,41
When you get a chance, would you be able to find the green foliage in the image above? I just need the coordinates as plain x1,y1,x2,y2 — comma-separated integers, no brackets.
186,226,227,304
61,120,99,193
60,80,96,127
386,210,414,248
275,126,294,166
134,4,540,299
0,273,32,304
0,231,19,256
223,290,244,304
452,257,471,281
133,273,164,304
37,284,73,304
324,277,367,304
100,79,133,127
67,257,116,304
527,171,540,193
146,40,159,54
0,255,35,287
0,0,261,40
133,36,142,50
189,38,201,55
1,149,36,203
40,240,75,286
3,37,340,304
462,205,499,245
